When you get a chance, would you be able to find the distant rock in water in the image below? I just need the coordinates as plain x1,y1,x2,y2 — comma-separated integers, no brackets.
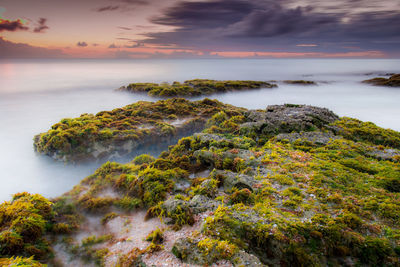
283,80,317,85
363,73,400,87
118,79,277,97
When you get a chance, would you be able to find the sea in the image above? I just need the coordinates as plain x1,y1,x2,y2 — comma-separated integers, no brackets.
0,58,399,201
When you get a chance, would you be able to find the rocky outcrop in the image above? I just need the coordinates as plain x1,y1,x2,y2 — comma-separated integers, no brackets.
240,104,339,137
284,80,317,85
363,73,400,87
33,98,244,163
119,79,277,97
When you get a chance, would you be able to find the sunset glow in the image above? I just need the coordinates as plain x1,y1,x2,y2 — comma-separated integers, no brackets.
1,0,400,58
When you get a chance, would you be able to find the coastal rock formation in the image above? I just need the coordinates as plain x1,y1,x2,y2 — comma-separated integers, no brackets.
33,98,244,163
363,73,400,87
11,100,400,266
118,79,277,97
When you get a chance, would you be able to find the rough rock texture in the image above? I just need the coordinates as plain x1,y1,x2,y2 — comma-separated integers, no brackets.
275,131,341,146
366,148,400,161
240,104,339,137
188,195,219,214
213,170,259,192
171,237,264,266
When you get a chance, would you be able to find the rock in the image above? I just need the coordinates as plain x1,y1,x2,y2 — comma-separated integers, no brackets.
232,250,266,266
275,131,341,146
212,170,258,192
194,133,228,143
171,237,264,266
284,80,317,85
161,197,194,226
171,237,206,265
193,150,216,166
363,73,400,87
366,148,400,161
240,104,339,137
189,195,219,214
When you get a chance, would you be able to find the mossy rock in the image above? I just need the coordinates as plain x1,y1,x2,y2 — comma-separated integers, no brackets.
120,79,277,97
363,74,400,87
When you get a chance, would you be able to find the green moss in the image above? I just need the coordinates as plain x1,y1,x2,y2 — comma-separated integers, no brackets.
0,256,46,266
145,228,164,244
34,98,245,162
25,101,400,265
132,154,155,165
197,238,238,260
333,117,400,148
121,79,277,97
0,192,53,260
81,234,112,247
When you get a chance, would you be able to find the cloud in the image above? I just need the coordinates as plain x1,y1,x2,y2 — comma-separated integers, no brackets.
144,0,400,55
95,5,120,12
0,18,29,32
0,37,65,58
124,42,143,48
116,37,135,41
108,43,119,48
114,0,148,5
118,26,132,30
296,44,318,47
33,18,49,33
77,41,88,47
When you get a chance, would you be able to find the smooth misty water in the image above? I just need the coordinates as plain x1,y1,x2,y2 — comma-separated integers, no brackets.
0,59,399,201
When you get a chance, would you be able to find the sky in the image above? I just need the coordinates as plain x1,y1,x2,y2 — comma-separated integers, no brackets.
0,0,400,58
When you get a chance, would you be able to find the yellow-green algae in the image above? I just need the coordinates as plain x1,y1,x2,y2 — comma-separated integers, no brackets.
33,98,245,162
3,100,400,266
120,79,277,97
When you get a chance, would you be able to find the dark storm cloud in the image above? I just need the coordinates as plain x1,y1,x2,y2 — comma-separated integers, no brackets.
95,5,120,12
33,18,49,33
151,0,253,29
77,41,88,47
0,18,29,32
145,0,400,53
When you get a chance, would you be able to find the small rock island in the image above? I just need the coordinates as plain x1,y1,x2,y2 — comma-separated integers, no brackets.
363,73,400,87
284,80,317,85
118,79,277,97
